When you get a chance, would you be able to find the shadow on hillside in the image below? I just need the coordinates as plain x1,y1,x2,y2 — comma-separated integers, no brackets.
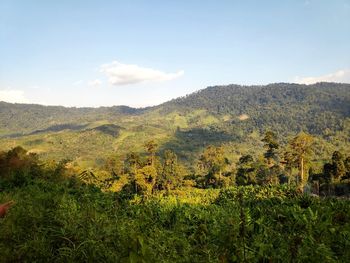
159,127,235,161
3,123,89,138
87,124,123,137
29,123,89,135
3,123,125,139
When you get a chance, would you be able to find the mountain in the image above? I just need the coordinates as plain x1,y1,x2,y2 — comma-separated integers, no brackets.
0,102,144,137
159,82,350,135
0,82,349,167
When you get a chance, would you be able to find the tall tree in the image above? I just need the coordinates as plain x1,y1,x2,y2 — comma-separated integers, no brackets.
135,165,158,196
261,131,279,167
281,150,295,184
323,163,333,184
159,150,183,191
236,154,257,185
144,140,158,166
124,152,141,193
331,151,345,182
198,145,227,188
289,132,314,190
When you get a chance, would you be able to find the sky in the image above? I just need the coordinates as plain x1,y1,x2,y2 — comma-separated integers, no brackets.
1,0,350,107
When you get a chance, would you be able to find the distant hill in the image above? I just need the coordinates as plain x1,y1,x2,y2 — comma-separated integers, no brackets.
0,102,144,137
1,82,349,136
159,82,350,135
0,82,349,166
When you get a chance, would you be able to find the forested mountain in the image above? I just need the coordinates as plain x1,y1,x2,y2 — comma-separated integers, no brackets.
1,82,349,137
160,82,350,135
1,83,350,262
0,82,349,166
0,102,143,136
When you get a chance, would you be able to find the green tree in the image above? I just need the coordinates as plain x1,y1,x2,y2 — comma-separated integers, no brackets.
236,154,257,185
0,146,41,187
144,140,158,166
124,152,141,193
323,162,333,184
135,165,158,196
331,151,345,182
281,150,295,184
261,131,279,166
198,145,227,188
289,132,314,190
158,150,183,191
4,146,39,174
104,157,124,178
323,151,347,184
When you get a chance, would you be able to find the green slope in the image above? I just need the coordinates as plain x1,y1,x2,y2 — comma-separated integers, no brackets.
0,82,349,169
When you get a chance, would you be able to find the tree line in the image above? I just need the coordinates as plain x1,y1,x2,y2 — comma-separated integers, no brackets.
1,131,349,196
101,131,350,196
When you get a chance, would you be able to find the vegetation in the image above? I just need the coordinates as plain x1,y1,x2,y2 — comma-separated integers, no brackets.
0,83,349,169
0,153,349,262
0,128,349,262
0,82,349,261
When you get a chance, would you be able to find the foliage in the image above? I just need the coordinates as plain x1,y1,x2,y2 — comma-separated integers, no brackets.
262,131,279,166
0,82,350,261
198,145,229,188
288,132,314,189
0,83,349,171
158,150,184,191
1,175,349,262
163,82,350,135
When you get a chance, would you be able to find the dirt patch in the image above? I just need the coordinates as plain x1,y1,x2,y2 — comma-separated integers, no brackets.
238,114,249,121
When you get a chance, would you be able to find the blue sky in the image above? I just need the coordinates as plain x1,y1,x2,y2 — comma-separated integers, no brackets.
1,0,350,107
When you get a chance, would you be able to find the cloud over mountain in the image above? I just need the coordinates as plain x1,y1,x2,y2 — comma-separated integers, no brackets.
0,89,28,103
100,61,184,86
295,69,350,84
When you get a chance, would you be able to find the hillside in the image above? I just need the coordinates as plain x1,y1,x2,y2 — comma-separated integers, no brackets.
160,82,350,135
0,102,143,137
0,82,349,167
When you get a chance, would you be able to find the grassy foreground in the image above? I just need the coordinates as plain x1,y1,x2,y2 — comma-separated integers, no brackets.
0,177,349,263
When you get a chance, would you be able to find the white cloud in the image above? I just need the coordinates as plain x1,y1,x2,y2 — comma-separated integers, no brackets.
295,69,350,84
100,61,184,86
88,79,102,88
0,89,28,103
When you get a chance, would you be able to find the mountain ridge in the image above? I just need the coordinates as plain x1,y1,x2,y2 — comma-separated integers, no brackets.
1,82,349,136
0,82,349,165
2,81,349,110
